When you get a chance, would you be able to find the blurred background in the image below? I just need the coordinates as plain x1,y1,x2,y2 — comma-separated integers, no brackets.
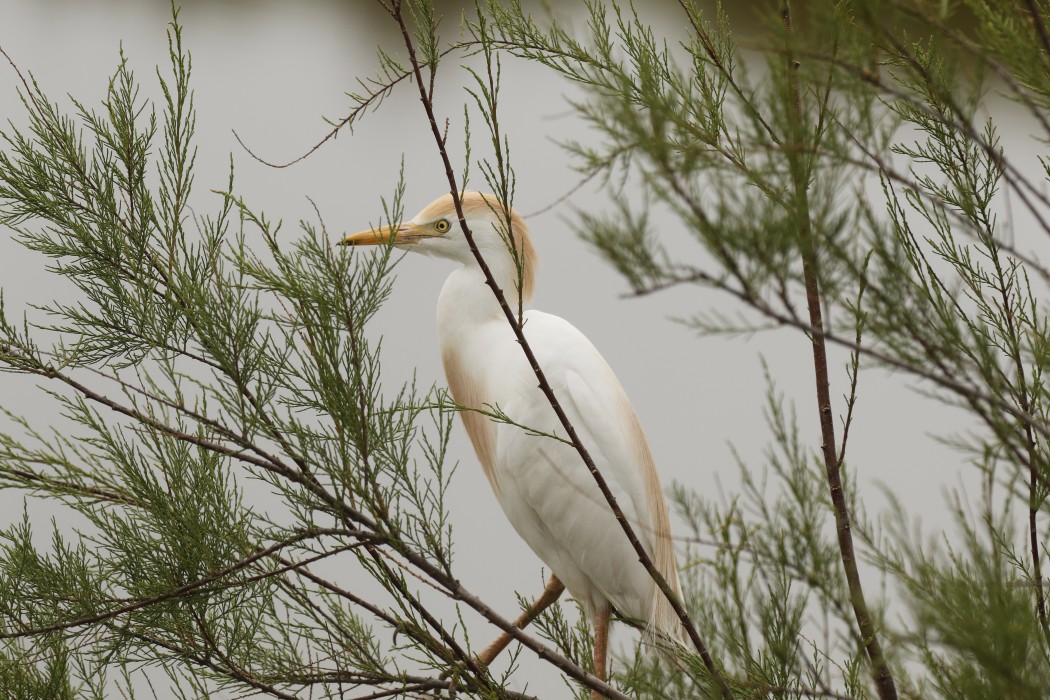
0,1,1002,696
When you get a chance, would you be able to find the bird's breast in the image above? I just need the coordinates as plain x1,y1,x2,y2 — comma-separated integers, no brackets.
442,341,498,492
439,315,532,493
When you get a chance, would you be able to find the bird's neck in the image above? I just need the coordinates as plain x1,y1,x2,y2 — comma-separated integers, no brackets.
436,264,520,495
437,260,530,329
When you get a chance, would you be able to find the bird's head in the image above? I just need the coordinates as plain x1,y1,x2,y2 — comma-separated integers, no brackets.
342,191,537,301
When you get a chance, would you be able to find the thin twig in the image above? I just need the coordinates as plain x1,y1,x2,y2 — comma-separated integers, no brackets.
520,166,601,219
233,42,472,169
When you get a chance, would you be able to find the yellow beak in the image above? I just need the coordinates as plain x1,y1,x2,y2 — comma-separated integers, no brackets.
340,223,431,246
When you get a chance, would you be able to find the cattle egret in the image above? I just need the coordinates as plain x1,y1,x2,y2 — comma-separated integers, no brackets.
343,191,683,691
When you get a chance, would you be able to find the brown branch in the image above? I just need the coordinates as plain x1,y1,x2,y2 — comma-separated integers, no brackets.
288,554,486,690
289,552,501,692
28,359,343,503
0,464,135,506
275,574,366,656
780,4,897,699
388,3,732,697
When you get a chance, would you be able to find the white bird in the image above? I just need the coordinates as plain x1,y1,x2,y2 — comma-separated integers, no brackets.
343,191,682,691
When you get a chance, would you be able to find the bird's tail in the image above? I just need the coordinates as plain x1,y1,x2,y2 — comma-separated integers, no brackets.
644,529,688,655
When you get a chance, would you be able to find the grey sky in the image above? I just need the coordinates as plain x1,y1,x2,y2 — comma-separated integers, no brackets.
0,1,996,696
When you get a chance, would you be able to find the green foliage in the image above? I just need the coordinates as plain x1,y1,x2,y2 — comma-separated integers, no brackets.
479,0,1050,697
2,0,1050,698
0,8,479,699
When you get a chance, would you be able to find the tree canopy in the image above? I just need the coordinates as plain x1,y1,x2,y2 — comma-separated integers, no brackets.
1,1,1049,698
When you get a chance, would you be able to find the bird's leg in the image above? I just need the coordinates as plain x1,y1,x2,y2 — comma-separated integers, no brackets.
475,574,565,667
591,604,611,699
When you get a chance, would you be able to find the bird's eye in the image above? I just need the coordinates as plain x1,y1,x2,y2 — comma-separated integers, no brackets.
434,219,451,233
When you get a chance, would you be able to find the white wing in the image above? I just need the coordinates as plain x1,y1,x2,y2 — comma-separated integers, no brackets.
488,310,667,624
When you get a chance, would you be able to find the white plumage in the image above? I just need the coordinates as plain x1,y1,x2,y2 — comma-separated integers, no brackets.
344,191,682,686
